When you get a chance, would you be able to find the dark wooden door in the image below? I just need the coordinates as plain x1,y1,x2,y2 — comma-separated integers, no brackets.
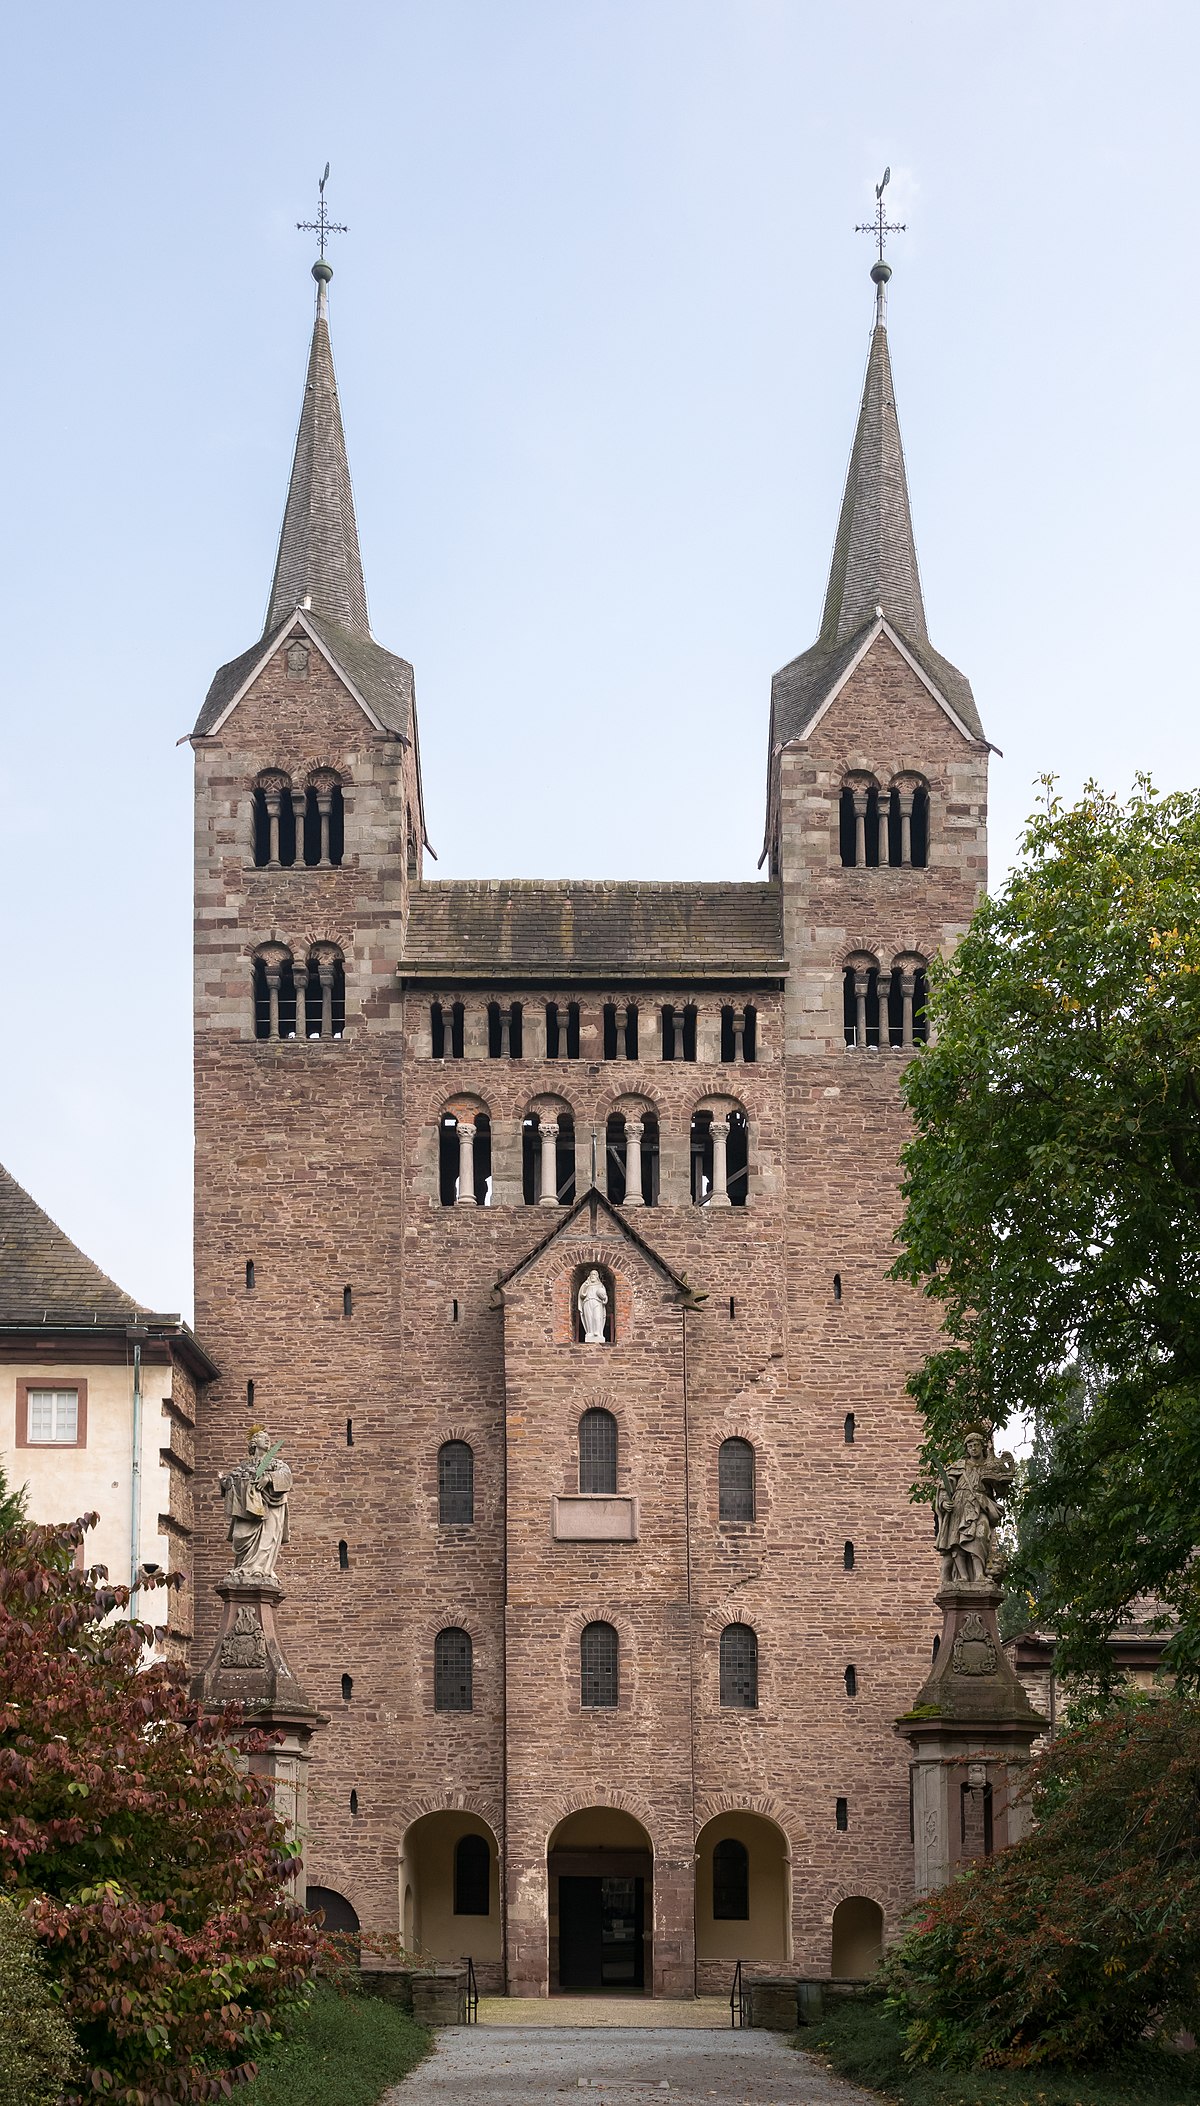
558,1875,604,1989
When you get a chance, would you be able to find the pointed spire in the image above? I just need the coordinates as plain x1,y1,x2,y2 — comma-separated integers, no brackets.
264,262,370,638
817,304,928,650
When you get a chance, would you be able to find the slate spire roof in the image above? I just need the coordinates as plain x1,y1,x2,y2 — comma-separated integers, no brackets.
818,320,927,649
769,281,984,754
264,271,370,637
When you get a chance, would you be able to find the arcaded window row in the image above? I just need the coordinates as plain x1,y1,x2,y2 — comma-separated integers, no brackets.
251,769,345,868
839,773,930,868
842,954,929,1050
437,1104,750,1207
429,1000,757,1064
252,944,346,1040
433,1427,758,1522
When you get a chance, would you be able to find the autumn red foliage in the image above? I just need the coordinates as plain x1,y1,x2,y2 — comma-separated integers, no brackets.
885,1695,1200,2067
0,1514,321,2106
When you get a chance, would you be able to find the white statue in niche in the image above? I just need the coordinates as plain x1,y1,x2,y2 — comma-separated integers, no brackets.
578,1269,609,1345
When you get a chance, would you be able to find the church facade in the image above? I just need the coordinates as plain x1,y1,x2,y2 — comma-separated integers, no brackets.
189,249,990,1996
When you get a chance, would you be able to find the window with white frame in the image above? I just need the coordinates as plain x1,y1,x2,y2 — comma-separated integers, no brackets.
27,1388,79,1443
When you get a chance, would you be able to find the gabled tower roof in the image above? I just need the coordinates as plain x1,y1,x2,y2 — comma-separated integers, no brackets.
264,267,369,637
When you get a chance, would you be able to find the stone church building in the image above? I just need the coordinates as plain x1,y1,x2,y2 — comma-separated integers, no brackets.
189,246,990,1997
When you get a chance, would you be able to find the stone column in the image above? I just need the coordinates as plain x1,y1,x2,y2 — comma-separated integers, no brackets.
265,963,281,1040
731,1010,746,1063
900,969,915,1051
852,788,868,867
876,971,892,1050
898,788,914,867
455,1120,477,1206
317,790,333,866
319,962,334,1041
291,788,307,864
708,1117,731,1207
264,791,282,867
537,1119,560,1206
877,793,891,866
192,1576,328,1903
623,1117,644,1208
898,1580,1045,1897
852,970,870,1050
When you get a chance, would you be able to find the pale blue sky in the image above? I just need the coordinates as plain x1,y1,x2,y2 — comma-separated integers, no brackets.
2,1,1196,1318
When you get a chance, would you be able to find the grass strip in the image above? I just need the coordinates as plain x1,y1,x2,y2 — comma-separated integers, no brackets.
238,1981,430,2106
798,1993,1200,2106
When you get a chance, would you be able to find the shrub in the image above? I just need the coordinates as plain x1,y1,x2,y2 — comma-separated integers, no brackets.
0,1895,78,2106
0,1514,323,2104
885,1695,1200,2067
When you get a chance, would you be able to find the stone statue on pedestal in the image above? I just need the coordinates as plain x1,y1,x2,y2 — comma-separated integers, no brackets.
219,1428,292,1582
934,1427,1014,1585
578,1269,609,1344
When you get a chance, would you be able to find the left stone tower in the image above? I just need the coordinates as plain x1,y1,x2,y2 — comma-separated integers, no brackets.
189,262,424,1904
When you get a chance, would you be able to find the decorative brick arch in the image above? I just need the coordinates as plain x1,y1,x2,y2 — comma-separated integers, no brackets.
398,1790,503,1848
559,1601,641,1715
599,1083,664,1120
694,1790,790,1837
543,1785,658,1851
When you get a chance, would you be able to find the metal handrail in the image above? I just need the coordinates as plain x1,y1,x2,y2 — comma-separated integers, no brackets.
463,1954,479,2023
729,1958,744,2028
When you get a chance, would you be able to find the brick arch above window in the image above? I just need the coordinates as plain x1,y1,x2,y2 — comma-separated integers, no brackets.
558,1605,641,1719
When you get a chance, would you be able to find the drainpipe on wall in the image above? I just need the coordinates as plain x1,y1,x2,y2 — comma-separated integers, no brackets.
127,1326,148,1611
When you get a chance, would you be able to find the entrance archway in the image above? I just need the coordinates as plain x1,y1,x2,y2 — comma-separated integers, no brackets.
548,1807,653,1994
695,1812,790,1982
400,1811,502,1978
831,1896,883,1977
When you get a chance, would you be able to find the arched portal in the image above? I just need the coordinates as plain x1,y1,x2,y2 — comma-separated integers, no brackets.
831,1895,884,1978
694,1811,790,1974
399,1811,502,1975
547,1807,653,1994
306,1885,360,1943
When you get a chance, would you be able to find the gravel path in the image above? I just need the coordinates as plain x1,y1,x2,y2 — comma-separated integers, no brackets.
383,2024,877,2104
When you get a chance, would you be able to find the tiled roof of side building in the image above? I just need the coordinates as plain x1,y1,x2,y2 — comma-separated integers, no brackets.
400,880,785,982
0,1161,150,1327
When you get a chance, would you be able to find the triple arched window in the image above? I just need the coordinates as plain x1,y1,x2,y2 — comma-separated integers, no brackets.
839,774,929,868
253,946,346,1041
843,955,929,1051
251,771,345,868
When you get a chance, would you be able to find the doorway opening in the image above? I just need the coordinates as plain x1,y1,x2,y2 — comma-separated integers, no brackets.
548,1808,652,1994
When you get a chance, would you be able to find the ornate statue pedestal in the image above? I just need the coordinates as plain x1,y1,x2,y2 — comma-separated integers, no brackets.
897,1580,1045,1896
192,1574,328,1899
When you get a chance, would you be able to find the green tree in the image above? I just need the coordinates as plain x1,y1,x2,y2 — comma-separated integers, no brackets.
894,780,1200,1685
885,1696,1200,2067
0,1896,78,2106
0,1455,26,1535
0,1513,321,2104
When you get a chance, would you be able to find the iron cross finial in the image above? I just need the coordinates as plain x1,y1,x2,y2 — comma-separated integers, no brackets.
297,162,348,264
855,166,905,266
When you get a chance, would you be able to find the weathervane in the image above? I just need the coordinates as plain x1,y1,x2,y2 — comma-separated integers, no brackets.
297,163,348,269
856,167,904,321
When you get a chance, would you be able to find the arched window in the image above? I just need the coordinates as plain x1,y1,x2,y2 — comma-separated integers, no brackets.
453,1833,491,1916
885,960,929,1050
720,1006,757,1063
487,1001,523,1057
300,950,346,1039
253,951,297,1040
545,1001,580,1059
252,774,296,868
712,1838,750,1919
888,780,930,868
839,780,880,867
718,1438,755,1522
605,1110,659,1207
434,1627,472,1712
691,1106,749,1206
303,780,344,867
660,1004,697,1061
306,1886,360,1936
579,1408,617,1494
522,1109,576,1206
843,962,881,1049
430,1001,466,1060
603,1003,637,1059
438,1441,474,1525
439,1110,492,1206
580,1621,618,1709
720,1624,758,1709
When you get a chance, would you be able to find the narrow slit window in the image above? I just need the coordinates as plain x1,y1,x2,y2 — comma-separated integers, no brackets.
343,1285,353,1318
349,1790,359,1815
833,1273,842,1301
346,1418,354,1446
246,1380,255,1409
338,1540,349,1570
844,1540,856,1570
245,1260,255,1290
836,1797,849,1831
844,1663,857,1697
341,1673,353,1702
431,1001,446,1058
844,1412,855,1444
